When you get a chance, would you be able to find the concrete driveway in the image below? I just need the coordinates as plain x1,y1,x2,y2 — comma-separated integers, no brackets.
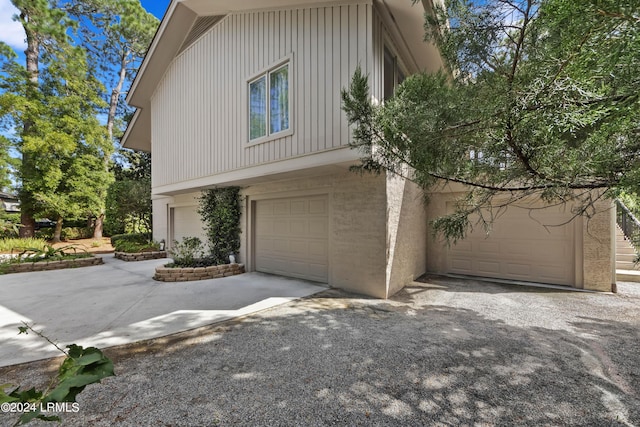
0,255,326,367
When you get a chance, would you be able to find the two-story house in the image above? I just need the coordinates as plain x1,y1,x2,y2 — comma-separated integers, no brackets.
122,0,614,298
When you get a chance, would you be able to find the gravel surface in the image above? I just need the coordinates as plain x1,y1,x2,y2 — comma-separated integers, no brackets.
1,276,639,426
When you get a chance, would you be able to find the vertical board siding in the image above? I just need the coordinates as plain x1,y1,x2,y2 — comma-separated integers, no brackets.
152,3,372,188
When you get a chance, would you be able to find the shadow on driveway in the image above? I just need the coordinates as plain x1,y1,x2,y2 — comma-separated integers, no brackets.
0,256,326,367
2,276,638,426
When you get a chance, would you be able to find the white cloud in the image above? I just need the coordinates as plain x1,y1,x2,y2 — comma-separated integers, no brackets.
0,0,26,50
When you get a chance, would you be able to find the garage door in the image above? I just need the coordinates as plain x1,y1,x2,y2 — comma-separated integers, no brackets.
171,206,205,245
255,196,329,282
447,205,575,286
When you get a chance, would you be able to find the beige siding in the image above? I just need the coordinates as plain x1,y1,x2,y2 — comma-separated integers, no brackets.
152,3,373,189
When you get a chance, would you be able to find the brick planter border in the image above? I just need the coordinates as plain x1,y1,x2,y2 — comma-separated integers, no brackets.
1,256,103,274
154,263,245,282
114,251,167,262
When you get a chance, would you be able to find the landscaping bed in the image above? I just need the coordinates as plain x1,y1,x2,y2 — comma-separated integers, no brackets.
115,250,167,262
154,263,244,282
1,256,103,274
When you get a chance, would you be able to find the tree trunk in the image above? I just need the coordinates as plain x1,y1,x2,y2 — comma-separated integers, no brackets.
93,51,128,240
19,213,35,238
19,11,40,238
52,217,63,243
94,213,104,239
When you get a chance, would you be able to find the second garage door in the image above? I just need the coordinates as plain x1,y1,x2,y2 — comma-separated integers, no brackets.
255,195,329,283
447,205,576,286
171,206,205,245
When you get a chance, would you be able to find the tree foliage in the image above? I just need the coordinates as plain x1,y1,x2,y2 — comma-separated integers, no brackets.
197,188,242,265
0,0,158,240
342,0,640,241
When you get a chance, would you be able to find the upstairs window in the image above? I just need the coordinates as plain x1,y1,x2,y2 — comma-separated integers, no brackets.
383,46,406,100
249,62,290,141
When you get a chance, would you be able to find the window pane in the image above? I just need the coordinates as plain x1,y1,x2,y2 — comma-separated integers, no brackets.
249,76,267,140
270,65,289,134
383,47,395,100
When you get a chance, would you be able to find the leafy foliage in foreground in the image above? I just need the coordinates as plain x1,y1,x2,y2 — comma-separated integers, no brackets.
0,323,114,426
0,238,48,253
343,0,640,241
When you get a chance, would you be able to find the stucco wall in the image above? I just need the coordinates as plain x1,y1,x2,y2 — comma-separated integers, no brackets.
386,174,427,297
582,199,615,291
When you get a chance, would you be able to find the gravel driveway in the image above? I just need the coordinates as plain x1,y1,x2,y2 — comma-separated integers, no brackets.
2,276,639,426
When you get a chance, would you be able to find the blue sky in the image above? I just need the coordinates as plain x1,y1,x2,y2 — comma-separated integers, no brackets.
140,0,171,20
0,0,170,52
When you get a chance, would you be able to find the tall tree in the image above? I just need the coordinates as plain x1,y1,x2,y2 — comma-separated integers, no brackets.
70,0,158,238
9,0,73,237
17,43,110,242
342,0,640,241
1,1,113,241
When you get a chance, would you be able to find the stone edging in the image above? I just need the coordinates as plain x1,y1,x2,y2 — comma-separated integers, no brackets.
154,263,245,282
1,256,103,274
114,251,167,262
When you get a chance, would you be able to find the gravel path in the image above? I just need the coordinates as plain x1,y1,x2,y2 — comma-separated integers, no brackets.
2,276,639,426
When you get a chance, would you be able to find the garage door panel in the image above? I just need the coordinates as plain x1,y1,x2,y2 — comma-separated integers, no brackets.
290,200,306,214
477,241,500,255
477,261,501,275
272,201,290,215
309,199,327,214
290,220,307,234
447,205,575,286
309,219,328,235
172,206,204,244
255,196,329,283
308,241,328,257
506,263,532,276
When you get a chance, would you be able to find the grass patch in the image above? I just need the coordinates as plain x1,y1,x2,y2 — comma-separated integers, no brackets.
0,238,48,253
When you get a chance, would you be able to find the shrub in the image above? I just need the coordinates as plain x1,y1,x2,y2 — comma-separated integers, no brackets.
0,213,20,238
169,236,205,267
197,187,242,265
110,232,152,247
64,227,93,239
114,240,160,253
13,245,91,263
0,238,48,253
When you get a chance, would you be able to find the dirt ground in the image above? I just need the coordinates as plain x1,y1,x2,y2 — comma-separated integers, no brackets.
50,237,114,254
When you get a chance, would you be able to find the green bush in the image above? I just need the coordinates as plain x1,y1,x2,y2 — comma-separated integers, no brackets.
0,238,48,253
110,232,152,246
114,240,159,253
168,236,205,267
0,212,20,238
62,227,93,240
34,227,93,241
34,228,55,240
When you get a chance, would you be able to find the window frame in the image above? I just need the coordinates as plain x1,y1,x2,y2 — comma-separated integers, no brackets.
246,56,293,145
382,43,408,101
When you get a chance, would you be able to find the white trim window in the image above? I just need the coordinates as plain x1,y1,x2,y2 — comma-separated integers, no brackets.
383,45,406,101
249,62,290,142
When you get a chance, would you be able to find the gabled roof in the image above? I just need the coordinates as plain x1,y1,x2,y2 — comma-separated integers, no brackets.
122,0,437,152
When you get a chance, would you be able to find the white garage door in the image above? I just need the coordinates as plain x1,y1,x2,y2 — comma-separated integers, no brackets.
171,206,205,245
255,195,329,283
447,205,575,286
